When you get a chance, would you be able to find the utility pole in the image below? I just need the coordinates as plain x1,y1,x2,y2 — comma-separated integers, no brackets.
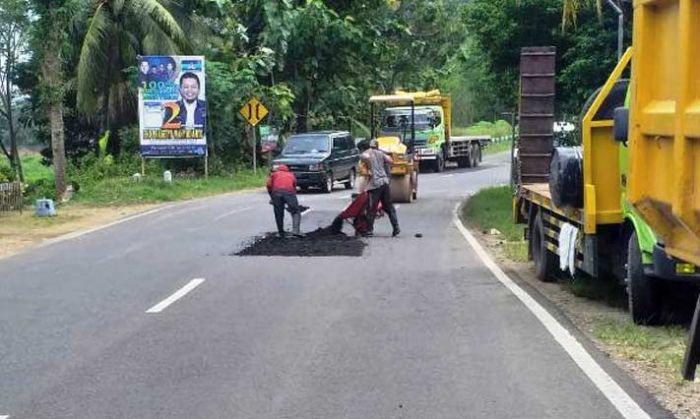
606,0,624,61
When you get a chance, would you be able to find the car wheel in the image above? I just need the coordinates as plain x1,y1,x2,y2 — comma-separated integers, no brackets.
344,169,356,190
322,174,334,193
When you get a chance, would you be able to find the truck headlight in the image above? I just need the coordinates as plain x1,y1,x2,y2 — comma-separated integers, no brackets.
309,163,323,171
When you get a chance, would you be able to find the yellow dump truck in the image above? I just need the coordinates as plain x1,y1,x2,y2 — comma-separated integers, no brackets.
514,2,699,326
623,0,700,270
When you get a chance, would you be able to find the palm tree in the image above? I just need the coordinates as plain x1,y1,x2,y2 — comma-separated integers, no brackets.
75,0,189,134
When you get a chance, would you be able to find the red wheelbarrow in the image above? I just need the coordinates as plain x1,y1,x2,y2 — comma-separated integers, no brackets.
330,191,383,236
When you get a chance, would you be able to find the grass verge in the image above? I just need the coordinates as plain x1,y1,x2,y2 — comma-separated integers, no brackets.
592,318,687,382
462,186,528,262
71,171,267,206
462,185,695,390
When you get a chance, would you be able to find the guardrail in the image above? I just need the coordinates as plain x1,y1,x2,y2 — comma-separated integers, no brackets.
0,182,23,214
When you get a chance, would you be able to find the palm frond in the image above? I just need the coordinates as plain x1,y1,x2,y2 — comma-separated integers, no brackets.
76,3,111,115
562,0,603,29
128,0,190,53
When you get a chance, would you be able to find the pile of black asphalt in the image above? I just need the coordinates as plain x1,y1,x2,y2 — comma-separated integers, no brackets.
234,222,365,257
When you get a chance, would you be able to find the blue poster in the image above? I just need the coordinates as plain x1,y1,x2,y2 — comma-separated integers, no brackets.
138,56,207,157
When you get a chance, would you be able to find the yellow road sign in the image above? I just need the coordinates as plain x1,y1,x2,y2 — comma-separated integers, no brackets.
239,97,269,126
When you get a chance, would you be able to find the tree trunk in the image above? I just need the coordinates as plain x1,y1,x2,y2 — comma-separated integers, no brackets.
49,102,66,198
41,41,67,199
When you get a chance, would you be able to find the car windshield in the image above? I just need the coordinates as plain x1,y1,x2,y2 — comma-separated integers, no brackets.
382,109,434,131
282,136,330,155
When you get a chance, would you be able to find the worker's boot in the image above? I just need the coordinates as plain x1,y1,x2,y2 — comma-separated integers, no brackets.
292,213,305,237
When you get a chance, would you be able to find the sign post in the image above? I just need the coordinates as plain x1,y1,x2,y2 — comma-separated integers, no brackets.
239,97,269,174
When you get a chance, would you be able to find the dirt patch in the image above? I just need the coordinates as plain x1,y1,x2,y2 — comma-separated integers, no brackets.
234,227,365,257
0,204,158,259
470,227,700,418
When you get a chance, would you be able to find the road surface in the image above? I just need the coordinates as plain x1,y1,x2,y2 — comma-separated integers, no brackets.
0,153,671,418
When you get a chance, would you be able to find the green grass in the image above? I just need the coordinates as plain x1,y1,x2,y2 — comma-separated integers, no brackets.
483,139,513,156
462,186,528,262
563,276,628,308
592,318,687,379
21,154,54,184
71,170,267,206
463,186,521,241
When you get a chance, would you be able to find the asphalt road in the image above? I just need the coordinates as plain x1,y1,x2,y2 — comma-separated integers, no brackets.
0,153,671,418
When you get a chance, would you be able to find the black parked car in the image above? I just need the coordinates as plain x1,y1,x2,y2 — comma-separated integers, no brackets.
273,131,359,193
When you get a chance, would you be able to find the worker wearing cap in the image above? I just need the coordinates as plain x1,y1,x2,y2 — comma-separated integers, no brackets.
361,139,400,237
267,164,304,237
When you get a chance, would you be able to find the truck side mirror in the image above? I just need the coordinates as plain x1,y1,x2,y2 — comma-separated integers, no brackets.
614,107,629,143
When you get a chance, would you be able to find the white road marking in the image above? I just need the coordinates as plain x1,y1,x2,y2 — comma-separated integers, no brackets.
42,207,165,247
441,174,455,178
333,194,352,200
146,278,205,314
301,208,312,216
213,206,254,222
452,203,651,419
0,415,9,418
394,204,401,210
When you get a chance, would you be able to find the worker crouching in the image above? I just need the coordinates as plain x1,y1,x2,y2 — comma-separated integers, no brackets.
267,164,304,238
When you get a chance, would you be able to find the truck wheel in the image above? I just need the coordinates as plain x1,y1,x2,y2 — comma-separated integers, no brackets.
627,232,662,325
457,156,470,168
477,145,483,163
435,153,445,173
532,212,557,282
471,145,479,168
390,174,412,203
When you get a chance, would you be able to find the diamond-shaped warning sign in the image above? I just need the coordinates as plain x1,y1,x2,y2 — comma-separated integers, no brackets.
239,97,269,126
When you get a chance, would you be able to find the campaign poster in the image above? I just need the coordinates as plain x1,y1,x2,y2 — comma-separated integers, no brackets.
138,56,207,157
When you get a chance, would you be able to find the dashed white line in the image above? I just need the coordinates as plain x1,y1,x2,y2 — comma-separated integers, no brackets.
146,278,205,314
213,206,254,221
1,415,10,418
452,203,651,419
441,174,455,178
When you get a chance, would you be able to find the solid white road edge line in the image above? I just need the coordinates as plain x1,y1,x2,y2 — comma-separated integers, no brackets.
42,207,166,247
452,203,651,419
213,206,254,222
146,278,206,314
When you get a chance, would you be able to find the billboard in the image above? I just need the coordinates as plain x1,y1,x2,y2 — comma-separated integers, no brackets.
138,56,207,157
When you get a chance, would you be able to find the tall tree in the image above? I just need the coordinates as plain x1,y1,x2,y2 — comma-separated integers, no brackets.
31,0,77,198
0,0,29,182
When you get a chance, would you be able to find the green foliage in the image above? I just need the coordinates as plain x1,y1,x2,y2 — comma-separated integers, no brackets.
70,170,267,206
463,186,521,242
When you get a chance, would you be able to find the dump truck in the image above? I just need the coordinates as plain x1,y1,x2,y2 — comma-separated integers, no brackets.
513,38,699,325
369,94,419,203
375,90,490,172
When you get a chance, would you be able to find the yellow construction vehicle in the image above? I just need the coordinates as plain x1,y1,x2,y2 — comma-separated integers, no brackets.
369,94,420,203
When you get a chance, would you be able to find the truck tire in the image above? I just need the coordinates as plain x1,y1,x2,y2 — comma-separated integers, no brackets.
391,174,412,203
435,152,445,173
627,232,662,325
532,212,557,282
457,155,471,168
471,144,480,168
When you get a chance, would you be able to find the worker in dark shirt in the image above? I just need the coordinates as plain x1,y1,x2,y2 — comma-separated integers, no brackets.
267,164,304,237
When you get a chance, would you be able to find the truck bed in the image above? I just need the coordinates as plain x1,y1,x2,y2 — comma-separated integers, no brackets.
520,183,584,226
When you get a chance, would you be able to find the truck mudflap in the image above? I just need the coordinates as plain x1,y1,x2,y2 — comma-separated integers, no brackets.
646,245,700,283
